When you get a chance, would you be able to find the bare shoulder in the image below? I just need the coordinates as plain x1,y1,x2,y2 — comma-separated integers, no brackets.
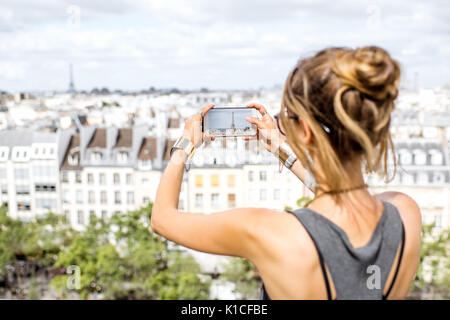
374,191,422,227
374,191,422,299
243,207,317,262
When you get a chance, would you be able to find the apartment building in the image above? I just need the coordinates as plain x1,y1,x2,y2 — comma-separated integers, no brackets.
0,130,62,220
367,138,450,230
60,126,165,229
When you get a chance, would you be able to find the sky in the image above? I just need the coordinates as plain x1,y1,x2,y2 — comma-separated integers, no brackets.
207,108,256,130
0,0,449,92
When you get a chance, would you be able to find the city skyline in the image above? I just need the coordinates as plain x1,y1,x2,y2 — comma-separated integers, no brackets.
0,0,449,92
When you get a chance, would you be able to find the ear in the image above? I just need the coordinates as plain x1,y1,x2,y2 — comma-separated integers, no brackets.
294,118,313,145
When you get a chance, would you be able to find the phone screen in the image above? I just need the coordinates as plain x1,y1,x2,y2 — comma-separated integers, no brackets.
203,107,258,137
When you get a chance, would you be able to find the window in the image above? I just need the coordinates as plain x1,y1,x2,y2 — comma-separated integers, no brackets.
228,194,236,208
433,172,445,184
88,191,95,204
14,168,29,180
417,172,428,185
274,189,280,201
195,175,203,187
195,193,203,207
89,210,95,223
16,185,29,195
142,178,149,185
0,168,6,179
77,210,84,225
401,173,414,185
260,189,267,201
17,202,31,211
1,185,7,194
248,171,254,182
33,166,56,178
76,190,83,204
434,213,442,229
75,171,82,183
259,171,267,181
62,171,69,182
68,154,79,166
101,191,107,204
91,152,102,162
430,150,443,165
143,197,150,205
227,175,235,187
64,210,70,223
210,174,219,187
413,150,427,165
211,193,219,208
114,173,120,185
127,191,134,205
399,149,412,165
115,191,121,204
63,190,70,203
117,152,128,163
101,210,108,220
99,173,106,185
126,174,133,185
141,160,151,168
87,173,94,184
35,184,56,192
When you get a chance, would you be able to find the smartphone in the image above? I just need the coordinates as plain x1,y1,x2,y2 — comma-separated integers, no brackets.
203,106,258,137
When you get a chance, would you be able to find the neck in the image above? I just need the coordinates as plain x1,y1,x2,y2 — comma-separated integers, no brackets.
307,155,377,212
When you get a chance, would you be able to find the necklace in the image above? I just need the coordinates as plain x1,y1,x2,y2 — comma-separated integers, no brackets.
304,183,368,208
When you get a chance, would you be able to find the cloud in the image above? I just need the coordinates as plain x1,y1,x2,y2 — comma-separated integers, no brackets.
0,0,448,91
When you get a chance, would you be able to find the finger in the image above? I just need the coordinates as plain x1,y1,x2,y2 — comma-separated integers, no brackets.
200,104,215,115
245,116,263,127
203,133,215,142
246,103,268,117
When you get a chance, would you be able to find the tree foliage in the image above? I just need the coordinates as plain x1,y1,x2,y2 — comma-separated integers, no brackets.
0,203,210,300
51,204,210,299
220,258,261,300
408,223,449,299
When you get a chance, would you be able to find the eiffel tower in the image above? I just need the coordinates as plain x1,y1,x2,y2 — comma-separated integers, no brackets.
231,111,236,130
68,63,76,93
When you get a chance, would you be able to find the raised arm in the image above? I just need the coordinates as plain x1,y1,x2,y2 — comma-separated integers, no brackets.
151,105,267,259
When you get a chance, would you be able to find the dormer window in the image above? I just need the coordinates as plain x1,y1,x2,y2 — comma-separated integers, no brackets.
413,149,426,165
399,149,412,165
117,152,128,163
69,153,79,166
140,160,151,168
91,152,102,162
430,149,443,166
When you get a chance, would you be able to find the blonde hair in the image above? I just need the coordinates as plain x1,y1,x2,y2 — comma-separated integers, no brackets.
282,46,400,204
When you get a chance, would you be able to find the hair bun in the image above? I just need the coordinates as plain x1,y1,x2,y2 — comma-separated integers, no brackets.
333,46,400,101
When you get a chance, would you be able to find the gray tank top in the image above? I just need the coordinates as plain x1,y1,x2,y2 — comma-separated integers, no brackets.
260,200,405,300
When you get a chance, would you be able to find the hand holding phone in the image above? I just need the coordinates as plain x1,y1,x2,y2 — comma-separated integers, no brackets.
203,106,258,137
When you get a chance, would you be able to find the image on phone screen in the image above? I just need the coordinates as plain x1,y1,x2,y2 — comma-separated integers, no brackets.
203,107,258,137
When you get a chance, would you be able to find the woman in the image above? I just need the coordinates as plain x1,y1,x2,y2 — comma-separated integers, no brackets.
151,46,422,300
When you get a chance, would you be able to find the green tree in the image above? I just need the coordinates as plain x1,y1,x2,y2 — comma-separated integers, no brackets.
51,204,210,299
408,223,449,299
220,258,261,300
